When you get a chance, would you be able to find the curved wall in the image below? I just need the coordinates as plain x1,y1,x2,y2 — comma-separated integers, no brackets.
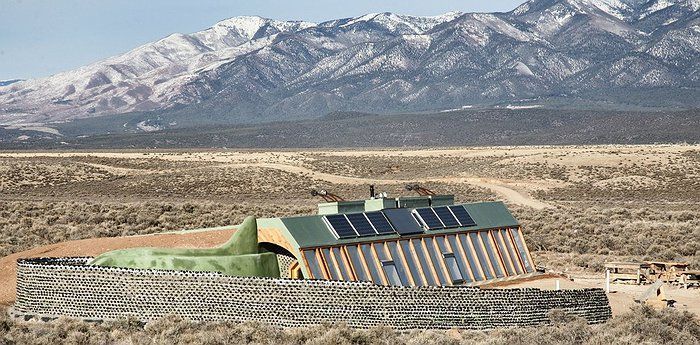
14,258,611,330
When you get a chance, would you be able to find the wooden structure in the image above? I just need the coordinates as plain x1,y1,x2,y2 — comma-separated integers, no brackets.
678,271,700,288
646,261,690,283
605,261,695,287
604,262,650,284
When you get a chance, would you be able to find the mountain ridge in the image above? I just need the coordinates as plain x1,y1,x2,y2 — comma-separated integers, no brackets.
0,0,698,129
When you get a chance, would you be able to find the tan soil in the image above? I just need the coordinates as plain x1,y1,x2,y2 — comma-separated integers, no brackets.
0,228,235,306
491,274,700,317
0,151,556,209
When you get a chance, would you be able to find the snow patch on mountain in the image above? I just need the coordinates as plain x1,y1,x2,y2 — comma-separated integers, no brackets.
136,121,162,132
0,0,697,125
641,0,674,18
513,62,536,76
587,0,632,19
339,11,462,34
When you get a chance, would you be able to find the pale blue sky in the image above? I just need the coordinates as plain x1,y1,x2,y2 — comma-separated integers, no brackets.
0,0,523,80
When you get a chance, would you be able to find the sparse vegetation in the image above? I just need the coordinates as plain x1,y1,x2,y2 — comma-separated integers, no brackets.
514,205,700,270
0,146,698,343
1,305,698,344
0,201,313,258
1,148,697,268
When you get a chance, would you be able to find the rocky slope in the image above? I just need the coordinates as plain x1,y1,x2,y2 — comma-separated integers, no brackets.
0,0,697,127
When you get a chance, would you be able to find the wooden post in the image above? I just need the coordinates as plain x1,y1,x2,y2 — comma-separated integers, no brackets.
637,268,641,285
605,269,611,293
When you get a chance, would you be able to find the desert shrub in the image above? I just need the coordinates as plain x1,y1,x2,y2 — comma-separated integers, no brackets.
0,201,313,257
2,306,698,345
513,205,700,271
589,305,700,344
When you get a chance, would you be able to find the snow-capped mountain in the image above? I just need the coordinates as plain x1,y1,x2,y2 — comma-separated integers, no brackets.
0,0,698,127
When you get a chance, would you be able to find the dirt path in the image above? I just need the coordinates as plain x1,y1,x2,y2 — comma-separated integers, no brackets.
240,163,553,209
0,228,236,306
493,274,700,317
0,152,553,209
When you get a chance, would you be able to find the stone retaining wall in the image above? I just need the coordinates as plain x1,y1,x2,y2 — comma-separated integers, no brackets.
14,257,612,330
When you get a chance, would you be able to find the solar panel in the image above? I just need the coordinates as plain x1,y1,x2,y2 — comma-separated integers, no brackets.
414,208,443,230
449,205,476,227
384,208,424,235
346,213,376,236
365,211,395,234
324,214,357,239
433,206,460,228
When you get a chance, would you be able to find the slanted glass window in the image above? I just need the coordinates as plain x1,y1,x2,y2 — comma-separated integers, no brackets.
492,230,516,276
360,244,384,284
501,229,524,274
331,247,351,280
410,239,437,286
321,248,340,280
303,250,325,279
345,245,370,281
400,240,425,286
510,228,534,273
458,233,483,281
423,238,449,285
480,232,504,278
446,235,473,283
442,252,464,284
381,260,402,286
469,232,494,280
386,241,411,286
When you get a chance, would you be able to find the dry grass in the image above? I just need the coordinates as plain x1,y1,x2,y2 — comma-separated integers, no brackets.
513,205,700,270
0,147,698,343
1,305,698,345
0,148,698,269
0,201,313,258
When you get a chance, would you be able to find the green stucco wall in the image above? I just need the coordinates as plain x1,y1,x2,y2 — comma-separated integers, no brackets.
90,216,279,277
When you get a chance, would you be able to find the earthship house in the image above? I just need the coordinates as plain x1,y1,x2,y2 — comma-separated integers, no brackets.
13,188,613,329
258,194,536,286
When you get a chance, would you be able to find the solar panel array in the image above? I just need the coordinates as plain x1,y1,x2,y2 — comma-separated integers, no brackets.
324,214,357,238
325,211,402,239
365,212,395,234
448,205,477,227
324,205,477,239
413,205,477,230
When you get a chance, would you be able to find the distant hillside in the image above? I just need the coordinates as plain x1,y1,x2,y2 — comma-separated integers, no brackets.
0,0,698,129
2,108,697,149
0,79,22,87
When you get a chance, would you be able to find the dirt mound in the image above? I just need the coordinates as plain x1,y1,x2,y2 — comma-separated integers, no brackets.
0,228,235,306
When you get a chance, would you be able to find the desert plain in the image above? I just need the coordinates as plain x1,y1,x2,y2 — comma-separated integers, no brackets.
0,144,698,343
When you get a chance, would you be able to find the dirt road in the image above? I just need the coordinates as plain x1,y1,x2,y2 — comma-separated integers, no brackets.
0,151,554,209
248,162,552,209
